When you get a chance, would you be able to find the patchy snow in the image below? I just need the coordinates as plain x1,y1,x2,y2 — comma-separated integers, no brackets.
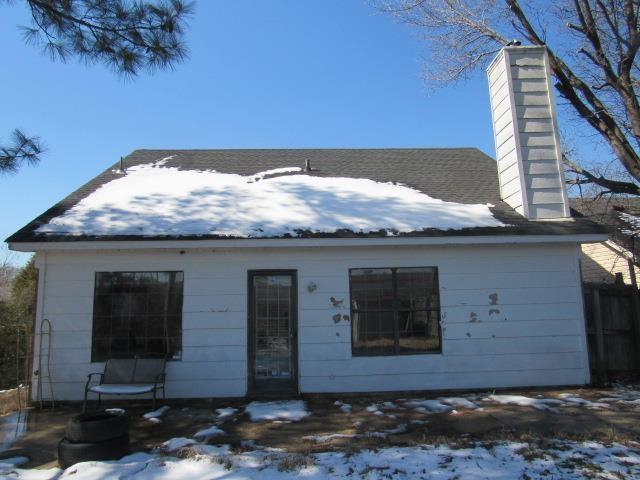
439,397,480,410
557,393,610,409
105,408,126,415
157,437,196,453
3,440,639,479
598,385,640,406
410,419,429,425
403,399,455,413
483,394,565,412
303,433,357,443
245,400,310,422
333,401,352,413
35,162,506,237
0,385,24,394
380,423,408,435
304,424,408,443
143,405,170,423
366,401,399,415
193,426,225,440
215,407,237,420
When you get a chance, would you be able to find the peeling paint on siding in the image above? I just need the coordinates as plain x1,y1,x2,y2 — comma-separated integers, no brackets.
330,297,344,308
489,293,499,305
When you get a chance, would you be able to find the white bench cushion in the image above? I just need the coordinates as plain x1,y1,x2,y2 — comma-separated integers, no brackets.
89,384,155,395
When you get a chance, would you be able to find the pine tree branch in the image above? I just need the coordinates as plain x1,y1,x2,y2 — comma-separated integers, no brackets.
0,130,45,175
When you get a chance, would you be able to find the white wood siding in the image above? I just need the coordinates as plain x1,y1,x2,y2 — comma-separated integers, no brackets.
32,243,589,400
488,50,525,216
487,47,570,219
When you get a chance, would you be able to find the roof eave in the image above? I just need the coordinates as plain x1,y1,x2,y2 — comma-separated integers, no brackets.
8,233,608,253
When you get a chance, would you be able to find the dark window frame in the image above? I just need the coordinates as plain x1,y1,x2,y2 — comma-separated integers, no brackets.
91,270,184,362
349,266,442,357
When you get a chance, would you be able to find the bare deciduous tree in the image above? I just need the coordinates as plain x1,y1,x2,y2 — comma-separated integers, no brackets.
0,248,18,301
378,0,640,196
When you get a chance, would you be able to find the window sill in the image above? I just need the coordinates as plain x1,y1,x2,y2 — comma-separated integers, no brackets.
351,350,442,358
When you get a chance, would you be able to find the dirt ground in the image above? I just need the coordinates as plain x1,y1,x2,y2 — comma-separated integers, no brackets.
1,386,639,470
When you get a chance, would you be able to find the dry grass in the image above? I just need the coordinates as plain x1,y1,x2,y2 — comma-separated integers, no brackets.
275,452,315,472
0,386,27,415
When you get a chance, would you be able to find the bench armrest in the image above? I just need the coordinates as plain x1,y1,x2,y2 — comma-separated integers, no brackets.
85,372,104,388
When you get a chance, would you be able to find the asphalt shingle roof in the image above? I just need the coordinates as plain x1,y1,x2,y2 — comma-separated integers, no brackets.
7,148,604,242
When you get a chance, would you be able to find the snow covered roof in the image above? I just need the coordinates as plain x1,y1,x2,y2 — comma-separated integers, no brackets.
8,149,603,242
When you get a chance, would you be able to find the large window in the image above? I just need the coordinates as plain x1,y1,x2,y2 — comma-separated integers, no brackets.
350,267,441,356
92,271,184,362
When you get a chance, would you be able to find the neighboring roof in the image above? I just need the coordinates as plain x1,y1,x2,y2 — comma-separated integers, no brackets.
570,197,640,261
7,148,604,243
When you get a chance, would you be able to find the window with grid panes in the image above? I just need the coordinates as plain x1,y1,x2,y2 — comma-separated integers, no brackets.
92,271,183,362
349,267,441,356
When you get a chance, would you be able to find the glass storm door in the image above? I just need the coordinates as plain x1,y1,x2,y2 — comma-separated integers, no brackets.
248,271,297,393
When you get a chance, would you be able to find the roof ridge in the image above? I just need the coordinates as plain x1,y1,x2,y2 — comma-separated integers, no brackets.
130,147,484,152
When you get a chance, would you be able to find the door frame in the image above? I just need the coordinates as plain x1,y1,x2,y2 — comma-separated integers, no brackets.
247,269,299,396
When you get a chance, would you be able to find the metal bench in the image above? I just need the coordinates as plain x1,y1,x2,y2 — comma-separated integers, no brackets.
84,357,166,412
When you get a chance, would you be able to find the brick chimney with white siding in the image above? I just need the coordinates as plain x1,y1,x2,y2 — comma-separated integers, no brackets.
487,45,571,220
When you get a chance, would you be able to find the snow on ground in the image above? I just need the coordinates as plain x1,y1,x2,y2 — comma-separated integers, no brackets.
215,407,237,420
143,406,170,423
483,394,565,413
105,408,126,415
439,397,480,410
303,433,357,442
365,401,399,416
35,161,506,237
403,399,458,413
156,437,196,453
193,426,225,440
333,401,351,413
3,440,639,479
245,400,310,422
304,423,409,443
558,393,610,409
599,386,640,406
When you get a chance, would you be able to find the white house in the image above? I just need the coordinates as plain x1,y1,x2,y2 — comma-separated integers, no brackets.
7,46,606,401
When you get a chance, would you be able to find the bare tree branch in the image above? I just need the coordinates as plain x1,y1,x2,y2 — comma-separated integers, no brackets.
377,0,640,196
563,154,640,195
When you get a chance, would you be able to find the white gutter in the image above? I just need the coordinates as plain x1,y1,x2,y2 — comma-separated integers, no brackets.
8,233,608,252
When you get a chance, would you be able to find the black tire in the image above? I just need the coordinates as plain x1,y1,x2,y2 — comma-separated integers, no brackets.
58,434,130,469
66,412,130,444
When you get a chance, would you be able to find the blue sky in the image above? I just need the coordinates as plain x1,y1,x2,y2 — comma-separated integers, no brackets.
0,1,597,265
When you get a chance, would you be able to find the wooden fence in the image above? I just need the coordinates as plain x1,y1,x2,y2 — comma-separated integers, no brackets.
583,283,640,384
